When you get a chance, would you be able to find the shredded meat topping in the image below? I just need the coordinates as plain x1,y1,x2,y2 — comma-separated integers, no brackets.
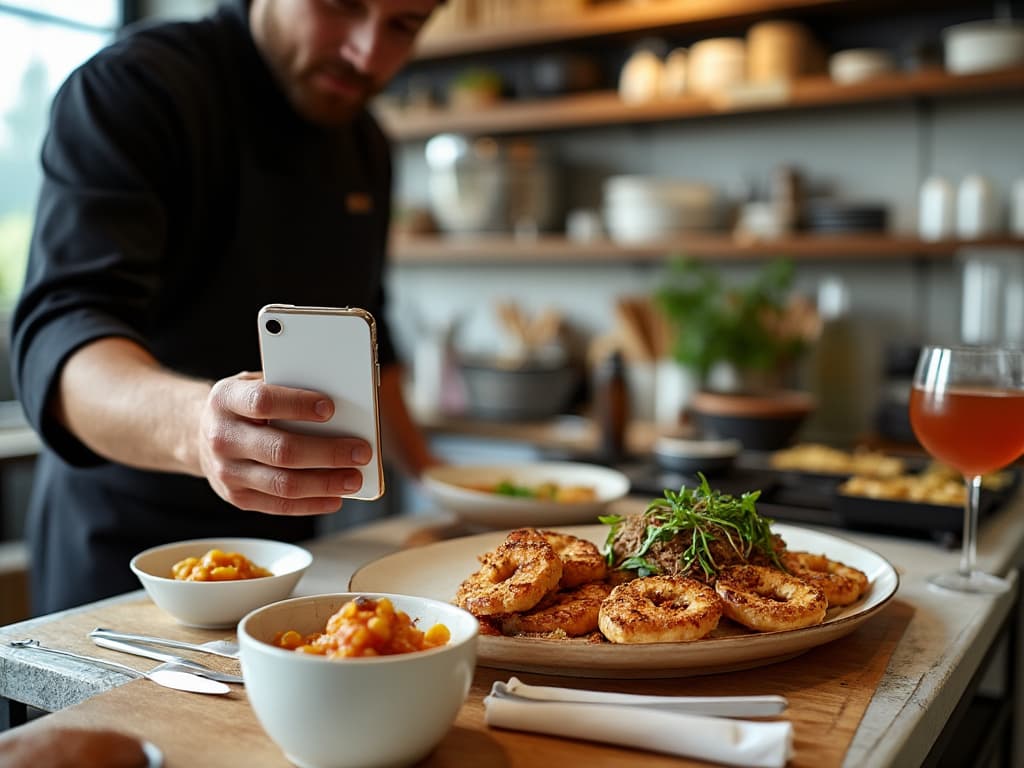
610,513,785,583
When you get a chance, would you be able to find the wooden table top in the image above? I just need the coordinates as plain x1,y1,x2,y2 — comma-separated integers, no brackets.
3,595,913,767
4,496,1024,766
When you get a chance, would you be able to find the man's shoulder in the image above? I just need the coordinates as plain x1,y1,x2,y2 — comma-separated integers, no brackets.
75,12,240,107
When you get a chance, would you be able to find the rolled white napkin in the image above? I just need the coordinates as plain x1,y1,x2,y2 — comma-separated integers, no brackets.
484,678,793,768
492,677,788,717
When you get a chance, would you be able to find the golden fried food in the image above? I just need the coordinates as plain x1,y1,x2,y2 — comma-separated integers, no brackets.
475,617,504,636
170,549,272,581
537,529,608,588
714,565,827,632
501,582,612,637
839,473,963,505
781,551,868,607
598,575,723,644
840,461,1012,506
771,444,904,478
274,596,450,658
455,528,563,616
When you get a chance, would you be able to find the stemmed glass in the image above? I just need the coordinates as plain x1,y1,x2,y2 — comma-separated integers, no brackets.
909,345,1024,593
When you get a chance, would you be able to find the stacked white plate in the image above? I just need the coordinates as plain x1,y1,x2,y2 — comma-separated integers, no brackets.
603,175,718,243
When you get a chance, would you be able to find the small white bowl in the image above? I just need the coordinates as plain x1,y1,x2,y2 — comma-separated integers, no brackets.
130,538,312,628
829,48,895,84
422,461,630,528
239,592,478,768
944,19,1024,75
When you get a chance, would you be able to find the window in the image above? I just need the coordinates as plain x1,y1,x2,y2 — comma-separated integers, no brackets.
0,2,122,307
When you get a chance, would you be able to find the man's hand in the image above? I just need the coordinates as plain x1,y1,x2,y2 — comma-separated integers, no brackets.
197,372,372,515
0,726,148,768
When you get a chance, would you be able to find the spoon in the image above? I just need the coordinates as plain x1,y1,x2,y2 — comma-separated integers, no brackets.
8,639,230,695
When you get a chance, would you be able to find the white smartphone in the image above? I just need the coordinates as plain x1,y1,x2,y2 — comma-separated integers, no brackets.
257,304,384,501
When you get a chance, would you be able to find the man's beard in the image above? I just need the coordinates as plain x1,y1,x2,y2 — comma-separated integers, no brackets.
258,7,377,125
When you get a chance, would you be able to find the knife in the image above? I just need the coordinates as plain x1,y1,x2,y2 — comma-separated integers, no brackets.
8,639,229,695
90,628,239,659
90,636,244,685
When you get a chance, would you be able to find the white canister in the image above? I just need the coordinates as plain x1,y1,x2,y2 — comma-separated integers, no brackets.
1012,178,1024,237
660,48,688,97
618,50,663,103
688,38,747,95
956,174,1001,238
918,176,955,241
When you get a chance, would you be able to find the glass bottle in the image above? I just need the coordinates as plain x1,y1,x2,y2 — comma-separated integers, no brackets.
597,350,630,464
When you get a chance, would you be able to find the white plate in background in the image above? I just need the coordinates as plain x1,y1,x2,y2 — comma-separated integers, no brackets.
421,462,630,528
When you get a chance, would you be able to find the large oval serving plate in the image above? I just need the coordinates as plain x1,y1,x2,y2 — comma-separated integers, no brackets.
350,523,899,678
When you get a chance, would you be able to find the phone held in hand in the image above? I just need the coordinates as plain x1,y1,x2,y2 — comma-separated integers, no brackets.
257,304,384,501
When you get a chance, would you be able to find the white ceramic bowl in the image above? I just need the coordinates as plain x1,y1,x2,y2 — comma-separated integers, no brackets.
239,592,478,768
944,20,1024,75
422,461,630,528
828,48,895,84
130,538,312,628
688,37,747,95
603,175,716,209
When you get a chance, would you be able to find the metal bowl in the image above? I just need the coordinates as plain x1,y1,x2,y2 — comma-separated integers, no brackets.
653,435,742,475
460,360,578,421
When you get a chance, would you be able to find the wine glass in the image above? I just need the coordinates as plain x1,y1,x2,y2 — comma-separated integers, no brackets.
909,345,1024,593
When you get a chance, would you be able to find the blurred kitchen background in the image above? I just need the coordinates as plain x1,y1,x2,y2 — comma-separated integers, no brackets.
1,0,1023,620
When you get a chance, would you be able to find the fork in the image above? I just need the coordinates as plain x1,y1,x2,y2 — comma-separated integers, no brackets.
90,635,244,684
90,628,239,659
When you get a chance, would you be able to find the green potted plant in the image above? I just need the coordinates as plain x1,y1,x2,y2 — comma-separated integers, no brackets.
447,67,503,110
654,257,821,449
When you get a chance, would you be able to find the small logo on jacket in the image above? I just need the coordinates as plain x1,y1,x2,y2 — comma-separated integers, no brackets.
346,193,374,214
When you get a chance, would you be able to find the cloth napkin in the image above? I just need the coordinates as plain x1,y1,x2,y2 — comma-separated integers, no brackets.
484,678,793,768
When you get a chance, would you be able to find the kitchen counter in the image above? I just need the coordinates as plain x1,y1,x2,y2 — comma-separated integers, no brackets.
1,494,1023,766
418,413,665,458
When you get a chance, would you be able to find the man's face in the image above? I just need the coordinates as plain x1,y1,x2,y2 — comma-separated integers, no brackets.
250,0,438,125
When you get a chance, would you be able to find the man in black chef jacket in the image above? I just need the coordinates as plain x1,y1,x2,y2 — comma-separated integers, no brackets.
10,0,444,614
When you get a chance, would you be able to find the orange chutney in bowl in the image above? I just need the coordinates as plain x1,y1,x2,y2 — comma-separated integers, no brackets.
171,549,272,581
274,596,450,658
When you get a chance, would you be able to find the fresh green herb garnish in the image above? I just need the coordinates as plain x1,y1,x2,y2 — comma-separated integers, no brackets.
603,474,782,580
494,481,536,498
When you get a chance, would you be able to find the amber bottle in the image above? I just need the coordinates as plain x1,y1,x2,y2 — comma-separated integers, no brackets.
597,350,630,464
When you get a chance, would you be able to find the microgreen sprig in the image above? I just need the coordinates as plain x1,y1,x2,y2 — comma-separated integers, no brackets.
603,474,782,580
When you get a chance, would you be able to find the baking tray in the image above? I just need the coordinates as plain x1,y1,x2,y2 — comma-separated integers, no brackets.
831,469,1019,547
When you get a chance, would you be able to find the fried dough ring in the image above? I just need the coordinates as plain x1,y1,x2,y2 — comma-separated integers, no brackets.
715,565,827,632
455,529,563,616
502,581,612,637
536,529,608,588
598,575,723,644
781,551,869,607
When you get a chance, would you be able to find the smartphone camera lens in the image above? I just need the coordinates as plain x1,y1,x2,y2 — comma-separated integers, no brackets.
265,319,283,336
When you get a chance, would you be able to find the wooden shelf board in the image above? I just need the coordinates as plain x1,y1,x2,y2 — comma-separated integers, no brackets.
380,67,1024,140
413,0,851,60
390,234,1024,265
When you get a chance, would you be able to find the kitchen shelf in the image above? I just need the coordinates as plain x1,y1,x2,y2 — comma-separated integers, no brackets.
391,234,1024,265
380,66,1024,140
413,0,853,60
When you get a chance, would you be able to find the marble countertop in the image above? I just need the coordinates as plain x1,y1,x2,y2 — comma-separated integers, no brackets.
2,494,1023,766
